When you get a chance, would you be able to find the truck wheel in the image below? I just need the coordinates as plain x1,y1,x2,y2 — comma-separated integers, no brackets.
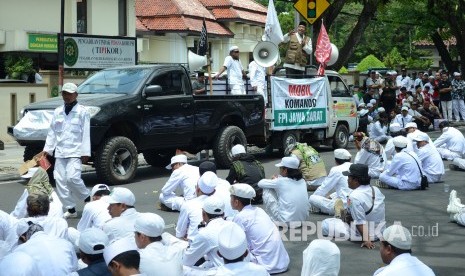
213,126,247,168
143,150,172,167
281,131,300,155
332,124,349,149
95,136,138,185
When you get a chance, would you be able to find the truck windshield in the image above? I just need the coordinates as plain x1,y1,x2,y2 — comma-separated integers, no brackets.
78,68,153,94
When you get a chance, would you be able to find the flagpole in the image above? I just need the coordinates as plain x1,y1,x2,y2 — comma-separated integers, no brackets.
207,54,213,95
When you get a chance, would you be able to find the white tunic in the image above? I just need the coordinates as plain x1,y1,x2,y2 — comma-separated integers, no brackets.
301,239,340,276
13,231,78,275
176,195,208,239
232,205,289,274
354,148,386,178
380,150,422,190
223,56,244,85
139,237,185,276
433,127,465,156
0,210,17,253
23,216,69,239
161,164,200,201
373,253,435,276
416,143,444,183
257,176,309,223
0,251,42,276
349,185,385,240
102,208,139,243
313,162,352,201
214,262,270,276
11,190,63,219
214,178,238,219
77,199,111,231
393,114,413,129
369,121,390,141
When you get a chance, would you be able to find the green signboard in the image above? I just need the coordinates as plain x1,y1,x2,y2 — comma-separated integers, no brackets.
28,34,58,52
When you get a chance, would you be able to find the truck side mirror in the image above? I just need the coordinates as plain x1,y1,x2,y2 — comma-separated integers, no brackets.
145,85,163,97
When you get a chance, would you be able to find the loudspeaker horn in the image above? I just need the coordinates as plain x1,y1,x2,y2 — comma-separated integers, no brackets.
253,41,279,68
188,50,208,71
327,43,339,66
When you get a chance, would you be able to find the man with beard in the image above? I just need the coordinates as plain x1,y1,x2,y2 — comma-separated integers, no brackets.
214,46,246,95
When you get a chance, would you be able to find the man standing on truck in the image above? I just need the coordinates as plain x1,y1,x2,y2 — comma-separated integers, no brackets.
41,82,90,219
282,21,312,78
214,46,247,95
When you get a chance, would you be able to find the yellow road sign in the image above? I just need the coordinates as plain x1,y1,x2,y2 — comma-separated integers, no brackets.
294,0,330,24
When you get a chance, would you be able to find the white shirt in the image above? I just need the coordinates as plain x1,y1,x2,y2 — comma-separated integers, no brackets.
214,179,238,219
0,251,42,276
282,32,312,71
397,75,412,91
44,104,91,158
258,176,309,223
354,148,386,178
369,121,388,139
349,185,385,239
434,127,465,155
373,253,435,276
313,162,352,202
23,216,69,239
102,208,139,243
223,56,244,85
249,61,266,88
385,150,422,188
0,210,17,253
176,195,208,239
13,231,78,275
233,205,289,274
214,262,270,276
77,199,111,232
407,130,435,153
139,237,185,276
183,218,234,268
11,190,63,219
393,114,413,129
416,143,444,181
161,164,199,201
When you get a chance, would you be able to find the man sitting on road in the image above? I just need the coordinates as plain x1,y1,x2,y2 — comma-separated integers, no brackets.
76,228,111,275
159,154,200,211
412,132,444,183
353,132,386,178
308,149,352,215
447,190,465,226
433,121,465,161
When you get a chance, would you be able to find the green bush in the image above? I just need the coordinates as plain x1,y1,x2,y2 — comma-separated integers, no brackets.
339,66,349,74
4,54,34,80
356,55,385,72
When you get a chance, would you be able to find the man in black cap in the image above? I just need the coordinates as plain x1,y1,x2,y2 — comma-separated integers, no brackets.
322,164,386,249
282,21,312,78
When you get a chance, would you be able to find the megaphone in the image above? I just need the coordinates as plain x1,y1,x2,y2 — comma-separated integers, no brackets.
327,43,339,66
253,41,279,67
188,50,208,71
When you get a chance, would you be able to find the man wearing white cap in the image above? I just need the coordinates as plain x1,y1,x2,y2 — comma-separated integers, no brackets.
451,72,465,122
176,171,218,240
309,149,352,215
40,82,91,219
135,213,185,276
215,223,269,275
103,237,140,275
378,136,424,190
230,184,289,274
393,106,413,129
284,143,327,189
374,224,435,275
258,156,309,224
434,121,465,160
226,144,265,204
183,196,234,269
102,187,139,243
159,154,200,211
14,221,78,275
214,46,246,95
75,228,110,275
412,132,444,183
11,166,63,219
76,184,111,231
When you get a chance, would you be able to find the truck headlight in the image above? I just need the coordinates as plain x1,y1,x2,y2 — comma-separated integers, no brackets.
18,108,26,120
84,106,101,118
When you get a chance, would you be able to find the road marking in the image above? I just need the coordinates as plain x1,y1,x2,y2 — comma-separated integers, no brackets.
165,223,175,229
0,180,20,185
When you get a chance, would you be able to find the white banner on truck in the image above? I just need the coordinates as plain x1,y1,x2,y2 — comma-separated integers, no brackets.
271,76,328,130
64,35,136,69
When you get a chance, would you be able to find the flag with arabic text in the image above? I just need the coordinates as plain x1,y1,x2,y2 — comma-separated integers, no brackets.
314,23,332,75
197,18,208,56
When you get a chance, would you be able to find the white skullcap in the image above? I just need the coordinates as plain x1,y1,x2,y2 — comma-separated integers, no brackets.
412,132,430,142
370,99,377,105
389,123,402,133
21,167,39,179
62,82,78,93
382,225,412,250
231,144,246,156
358,103,366,108
103,237,138,266
378,107,385,113
275,156,300,169
203,196,224,215
166,154,188,170
105,187,136,206
91,184,110,197
393,136,408,148
198,171,218,194
334,149,351,160
229,45,239,52
134,213,165,238
401,106,409,111
358,109,369,117
405,122,417,129
218,223,247,260
79,228,109,255
230,183,256,199
367,103,373,108
454,72,461,77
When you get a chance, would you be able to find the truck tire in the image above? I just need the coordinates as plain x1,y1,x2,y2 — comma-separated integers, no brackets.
143,150,172,167
213,126,247,168
281,131,300,155
332,124,349,149
95,136,138,185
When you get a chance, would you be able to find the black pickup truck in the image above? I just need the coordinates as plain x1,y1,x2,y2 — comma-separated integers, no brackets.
8,65,265,185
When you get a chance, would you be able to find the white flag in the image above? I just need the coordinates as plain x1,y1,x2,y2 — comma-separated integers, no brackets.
263,0,284,45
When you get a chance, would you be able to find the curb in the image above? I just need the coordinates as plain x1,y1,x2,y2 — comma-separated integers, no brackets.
0,173,21,182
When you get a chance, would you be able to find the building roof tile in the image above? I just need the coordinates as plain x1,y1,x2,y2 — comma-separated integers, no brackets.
138,16,233,36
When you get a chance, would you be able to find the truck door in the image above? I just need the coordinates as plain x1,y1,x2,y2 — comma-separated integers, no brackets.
328,75,358,133
141,68,194,148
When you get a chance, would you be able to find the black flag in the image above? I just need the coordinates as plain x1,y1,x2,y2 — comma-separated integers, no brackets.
197,18,208,56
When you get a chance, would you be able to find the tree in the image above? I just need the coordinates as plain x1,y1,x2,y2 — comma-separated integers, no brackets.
356,54,385,72
383,47,404,69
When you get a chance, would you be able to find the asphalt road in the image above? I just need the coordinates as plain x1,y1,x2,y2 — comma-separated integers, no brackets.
0,137,464,275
